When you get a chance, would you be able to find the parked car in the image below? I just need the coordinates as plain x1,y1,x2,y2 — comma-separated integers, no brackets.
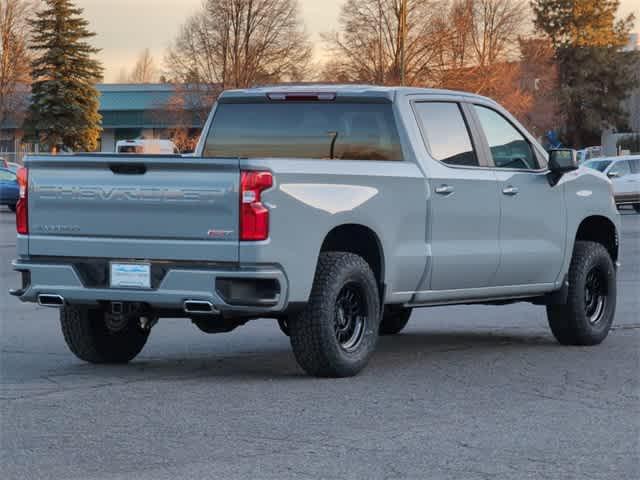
576,146,602,164
0,167,18,212
10,86,621,378
584,156,640,212
116,139,179,155
6,161,21,172
1,158,22,172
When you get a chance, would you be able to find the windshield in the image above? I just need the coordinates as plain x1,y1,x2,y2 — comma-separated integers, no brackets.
204,102,404,161
0,170,16,181
585,160,611,172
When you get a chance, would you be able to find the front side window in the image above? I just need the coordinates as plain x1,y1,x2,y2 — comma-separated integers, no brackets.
414,102,478,167
474,105,538,170
204,102,403,161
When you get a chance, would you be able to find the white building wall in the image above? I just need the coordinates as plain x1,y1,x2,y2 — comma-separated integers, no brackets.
101,129,115,152
141,129,156,139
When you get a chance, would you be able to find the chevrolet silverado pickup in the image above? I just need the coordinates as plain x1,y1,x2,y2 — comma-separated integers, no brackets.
11,85,621,377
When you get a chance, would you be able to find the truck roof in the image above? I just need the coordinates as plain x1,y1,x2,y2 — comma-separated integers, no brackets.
219,84,497,105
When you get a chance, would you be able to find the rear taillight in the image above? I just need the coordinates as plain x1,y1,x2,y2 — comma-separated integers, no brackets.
240,170,273,241
16,167,28,235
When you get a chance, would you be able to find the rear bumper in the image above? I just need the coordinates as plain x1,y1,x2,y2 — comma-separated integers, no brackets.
10,259,289,315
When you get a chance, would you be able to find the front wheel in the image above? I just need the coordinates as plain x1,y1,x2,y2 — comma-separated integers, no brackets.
8,204,16,212
546,241,616,346
60,306,149,363
634,204,640,213
289,252,380,378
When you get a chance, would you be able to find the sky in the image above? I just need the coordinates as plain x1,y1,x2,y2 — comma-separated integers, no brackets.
78,0,640,82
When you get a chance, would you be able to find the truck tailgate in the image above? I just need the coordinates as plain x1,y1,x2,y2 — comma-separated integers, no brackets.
25,155,240,262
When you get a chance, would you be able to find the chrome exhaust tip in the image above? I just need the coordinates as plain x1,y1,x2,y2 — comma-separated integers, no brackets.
183,300,217,314
37,294,65,308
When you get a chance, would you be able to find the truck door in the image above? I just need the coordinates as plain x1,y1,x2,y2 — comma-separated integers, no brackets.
412,101,501,292
470,104,566,286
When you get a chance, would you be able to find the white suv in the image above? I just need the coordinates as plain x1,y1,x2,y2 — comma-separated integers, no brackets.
584,155,640,212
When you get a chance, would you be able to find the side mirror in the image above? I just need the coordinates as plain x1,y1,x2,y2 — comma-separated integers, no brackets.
607,171,620,179
547,149,578,186
548,149,578,174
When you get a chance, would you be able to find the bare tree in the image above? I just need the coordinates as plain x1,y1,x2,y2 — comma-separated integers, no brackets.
431,0,531,116
322,0,448,86
129,48,157,83
165,0,311,90
146,83,215,153
0,0,32,127
469,0,528,66
324,0,529,95
518,36,558,136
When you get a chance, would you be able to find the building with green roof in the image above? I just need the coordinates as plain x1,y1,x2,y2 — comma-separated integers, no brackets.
97,83,209,152
0,83,210,158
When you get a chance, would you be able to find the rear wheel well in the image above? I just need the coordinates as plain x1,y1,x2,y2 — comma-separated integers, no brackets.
319,224,384,288
575,216,618,262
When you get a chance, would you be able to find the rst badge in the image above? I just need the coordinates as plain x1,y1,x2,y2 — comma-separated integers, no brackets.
207,229,234,239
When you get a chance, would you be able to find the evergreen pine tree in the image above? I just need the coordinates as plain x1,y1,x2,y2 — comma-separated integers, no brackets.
25,0,103,152
531,0,639,147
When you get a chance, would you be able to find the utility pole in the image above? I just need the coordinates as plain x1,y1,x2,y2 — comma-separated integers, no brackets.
399,0,407,86
378,0,384,84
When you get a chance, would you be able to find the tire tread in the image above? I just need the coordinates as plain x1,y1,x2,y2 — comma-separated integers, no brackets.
60,307,148,363
289,252,380,377
547,241,616,346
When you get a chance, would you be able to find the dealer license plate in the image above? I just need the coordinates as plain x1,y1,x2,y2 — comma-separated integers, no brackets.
110,263,151,289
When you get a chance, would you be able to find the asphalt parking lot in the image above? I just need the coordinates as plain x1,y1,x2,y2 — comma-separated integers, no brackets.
0,207,638,480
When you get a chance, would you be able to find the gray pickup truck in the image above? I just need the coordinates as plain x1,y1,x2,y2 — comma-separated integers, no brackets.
11,86,621,377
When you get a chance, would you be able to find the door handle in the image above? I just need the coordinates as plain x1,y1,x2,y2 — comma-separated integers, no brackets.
435,185,454,195
502,186,519,196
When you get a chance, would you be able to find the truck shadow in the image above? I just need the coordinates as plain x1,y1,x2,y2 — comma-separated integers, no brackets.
55,329,559,381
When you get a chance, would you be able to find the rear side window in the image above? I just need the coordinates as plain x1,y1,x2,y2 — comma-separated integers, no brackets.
474,105,538,170
204,102,403,161
629,159,640,174
414,102,478,167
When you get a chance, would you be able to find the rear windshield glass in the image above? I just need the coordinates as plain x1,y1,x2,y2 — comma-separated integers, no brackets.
204,102,404,161
118,146,144,154
585,160,611,172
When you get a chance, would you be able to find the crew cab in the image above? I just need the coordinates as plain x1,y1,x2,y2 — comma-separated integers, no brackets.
11,86,621,377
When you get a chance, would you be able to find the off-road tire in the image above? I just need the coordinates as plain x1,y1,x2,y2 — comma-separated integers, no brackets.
379,307,412,335
60,306,149,363
546,241,616,346
289,252,380,378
